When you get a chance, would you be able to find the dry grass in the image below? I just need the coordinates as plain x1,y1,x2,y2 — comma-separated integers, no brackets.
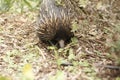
0,0,120,80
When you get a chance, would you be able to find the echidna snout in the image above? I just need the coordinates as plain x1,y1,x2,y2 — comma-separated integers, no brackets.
58,40,65,48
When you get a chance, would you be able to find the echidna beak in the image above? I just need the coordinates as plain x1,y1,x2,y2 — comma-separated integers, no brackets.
59,40,65,48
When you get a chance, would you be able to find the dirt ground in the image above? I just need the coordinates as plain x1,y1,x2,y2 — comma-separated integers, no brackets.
0,0,120,80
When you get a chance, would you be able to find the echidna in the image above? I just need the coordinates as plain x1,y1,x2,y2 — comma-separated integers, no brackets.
36,0,74,48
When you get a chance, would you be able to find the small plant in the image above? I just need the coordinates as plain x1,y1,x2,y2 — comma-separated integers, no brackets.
22,64,34,80
0,0,40,13
49,70,66,80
